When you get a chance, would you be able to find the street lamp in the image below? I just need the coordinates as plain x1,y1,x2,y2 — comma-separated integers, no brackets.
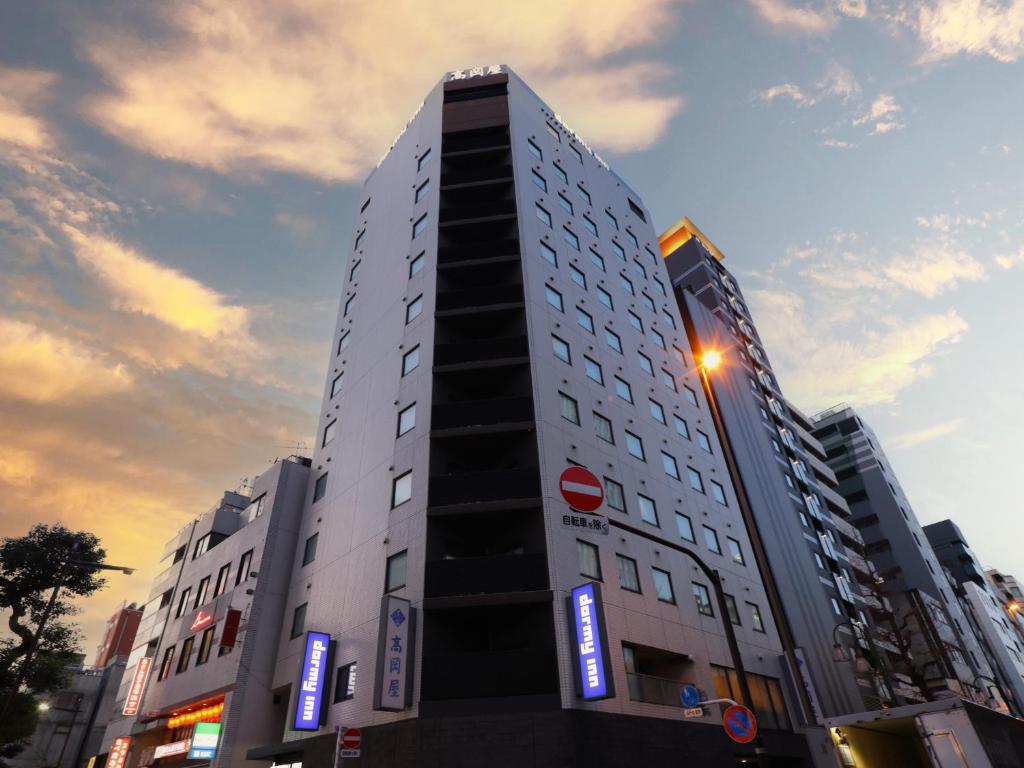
701,349,723,371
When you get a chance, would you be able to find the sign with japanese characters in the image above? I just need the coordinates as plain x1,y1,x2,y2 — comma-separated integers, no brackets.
568,582,615,701
188,722,221,760
446,64,504,82
561,513,609,535
293,631,332,730
121,656,152,716
104,737,131,768
373,595,415,711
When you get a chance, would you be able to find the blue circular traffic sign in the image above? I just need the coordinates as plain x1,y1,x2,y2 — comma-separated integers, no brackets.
680,684,701,708
723,704,758,744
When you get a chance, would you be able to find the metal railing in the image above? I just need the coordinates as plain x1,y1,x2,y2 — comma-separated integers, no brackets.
625,672,685,708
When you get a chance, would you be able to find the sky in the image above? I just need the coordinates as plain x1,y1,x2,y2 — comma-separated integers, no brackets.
1,0,1022,658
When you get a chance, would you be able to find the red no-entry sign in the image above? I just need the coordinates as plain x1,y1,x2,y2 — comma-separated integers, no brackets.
723,704,758,744
559,466,604,512
342,728,362,749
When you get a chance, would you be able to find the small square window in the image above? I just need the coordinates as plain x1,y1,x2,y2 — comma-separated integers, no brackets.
385,550,408,592
697,431,712,453
625,431,645,461
632,260,646,279
606,211,619,231
322,419,337,447
612,241,625,260
559,392,580,425
649,399,666,424
391,471,413,508
540,241,558,266
617,555,640,592
584,356,603,384
662,308,675,328
402,346,420,375
569,144,583,163
546,122,561,142
638,494,658,526
688,467,705,494
412,213,429,238
703,526,721,554
531,170,547,192
527,140,542,160
349,260,361,282
415,178,430,203
536,204,552,227
569,264,586,288
331,372,343,398
576,307,594,334
627,311,643,333
564,227,580,251
684,385,699,407
578,540,601,580
674,415,690,439
397,403,416,436
343,294,356,317
594,412,614,443
692,583,714,616
409,251,425,277
597,286,613,309
290,603,308,638
725,594,741,625
638,353,654,375
577,184,592,206
640,293,655,312
604,478,626,511
583,216,597,237
589,247,604,271
337,332,350,355
728,537,745,565
711,480,728,506
662,370,677,392
553,163,568,183
334,662,357,702
605,329,622,354
545,285,564,312
303,533,319,566
628,198,647,222
652,567,675,603
626,230,639,249
619,274,634,295
417,148,431,171
654,277,667,296
650,329,665,349
313,473,328,502
749,602,765,632
354,230,365,252
614,377,633,403
552,335,571,363
661,452,680,480
558,193,573,215
405,295,423,324
676,513,695,542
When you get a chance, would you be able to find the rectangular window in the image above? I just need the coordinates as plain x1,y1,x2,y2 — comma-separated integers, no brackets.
558,193,573,215
176,587,192,618
337,332,350,356
662,308,675,327
632,260,646,279
576,307,594,334
360,197,370,213
397,403,416,436
412,213,428,238
711,480,728,506
652,568,675,603
578,540,602,580
559,392,580,425
236,549,253,586
703,526,722,554
604,478,625,512
531,170,547,192
597,286,613,309
693,582,714,616
606,211,619,231
650,329,665,349
569,144,583,163
594,412,614,443
619,274,634,295
569,264,586,288
583,216,597,237
334,662,357,702
546,122,561,141
654,277,667,296
196,626,215,665
674,415,690,439
409,251,425,277
725,594,741,626
696,430,712,453
527,139,542,160
676,513,696,542
625,431,645,461
749,602,766,632
577,184,592,206
290,603,307,639
552,335,571,363
688,467,705,494
638,353,654,375
194,576,210,608
536,204,551,227
612,241,625,261
563,227,580,251
662,369,677,392
628,198,647,222
638,494,658,526
193,534,211,560
617,555,641,593
158,645,175,681
402,346,420,375
640,292,655,312
349,260,361,282
545,285,564,311
540,241,558,266
330,372,343,398
649,399,666,424
553,163,568,183
385,550,407,592
323,419,337,447
391,471,412,508
684,385,699,407
313,472,328,502
727,537,744,565
613,376,633,403
605,328,622,353
415,178,430,203
627,310,643,333
661,452,680,480
214,563,230,597
343,294,355,317
303,533,319,566
625,229,639,249
417,148,431,171
176,637,194,674
353,229,364,252
405,295,423,324
584,356,603,384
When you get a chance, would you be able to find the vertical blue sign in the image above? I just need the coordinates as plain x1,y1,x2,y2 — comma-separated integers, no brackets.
293,630,331,730
570,582,614,701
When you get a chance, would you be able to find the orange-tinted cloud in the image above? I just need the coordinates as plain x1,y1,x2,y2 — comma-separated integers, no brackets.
0,67,58,150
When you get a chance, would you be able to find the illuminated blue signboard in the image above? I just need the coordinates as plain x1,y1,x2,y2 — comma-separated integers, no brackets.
188,722,221,760
293,630,331,730
569,582,615,701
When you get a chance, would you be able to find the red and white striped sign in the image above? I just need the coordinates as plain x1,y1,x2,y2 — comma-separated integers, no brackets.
122,656,152,716
342,728,362,749
559,467,604,513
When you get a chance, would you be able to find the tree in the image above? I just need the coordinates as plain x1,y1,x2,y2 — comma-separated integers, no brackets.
0,524,107,751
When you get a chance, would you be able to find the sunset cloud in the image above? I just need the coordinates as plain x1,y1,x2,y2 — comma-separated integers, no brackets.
748,0,839,35
0,67,58,150
81,0,683,181
757,83,816,105
887,418,966,450
916,0,1024,63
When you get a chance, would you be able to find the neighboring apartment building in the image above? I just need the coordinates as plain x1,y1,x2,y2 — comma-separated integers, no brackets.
657,218,918,724
94,456,310,768
812,406,1003,710
243,66,817,767
94,604,143,668
925,520,1024,714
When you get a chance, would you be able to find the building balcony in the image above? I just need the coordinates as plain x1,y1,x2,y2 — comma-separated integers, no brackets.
439,199,516,225
436,283,523,313
626,673,685,708
431,397,533,432
424,553,548,598
433,336,529,369
421,649,557,700
438,238,520,266
428,468,540,509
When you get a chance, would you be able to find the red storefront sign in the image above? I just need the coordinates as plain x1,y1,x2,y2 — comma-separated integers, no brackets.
220,609,241,648
122,656,153,716
191,610,215,632
105,737,131,768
